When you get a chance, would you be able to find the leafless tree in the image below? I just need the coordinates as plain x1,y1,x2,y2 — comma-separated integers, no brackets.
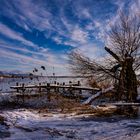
69,13,140,102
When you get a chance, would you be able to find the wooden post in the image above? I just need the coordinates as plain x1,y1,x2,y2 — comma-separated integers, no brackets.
77,81,81,86
22,83,25,92
69,81,72,96
69,81,72,85
16,82,19,92
56,82,59,92
39,83,41,92
79,89,82,95
22,83,25,103
47,83,50,92
77,81,81,95
69,87,74,97
63,82,65,92
54,84,57,92
47,83,51,101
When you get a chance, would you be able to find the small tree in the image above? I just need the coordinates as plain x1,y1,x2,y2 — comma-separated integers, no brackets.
69,13,140,102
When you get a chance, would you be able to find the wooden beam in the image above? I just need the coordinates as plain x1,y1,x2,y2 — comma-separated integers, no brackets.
105,46,121,63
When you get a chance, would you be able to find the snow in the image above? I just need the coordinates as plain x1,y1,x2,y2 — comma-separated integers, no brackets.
0,109,140,140
83,86,114,105
0,78,140,139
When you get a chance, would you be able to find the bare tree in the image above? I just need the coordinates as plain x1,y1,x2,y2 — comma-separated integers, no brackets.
69,13,140,102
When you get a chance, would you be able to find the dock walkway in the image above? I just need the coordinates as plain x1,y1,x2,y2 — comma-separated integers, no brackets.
10,82,100,94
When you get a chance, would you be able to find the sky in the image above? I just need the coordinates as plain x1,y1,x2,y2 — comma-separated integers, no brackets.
0,0,139,75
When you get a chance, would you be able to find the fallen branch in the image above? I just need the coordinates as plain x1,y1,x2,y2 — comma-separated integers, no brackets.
83,86,114,105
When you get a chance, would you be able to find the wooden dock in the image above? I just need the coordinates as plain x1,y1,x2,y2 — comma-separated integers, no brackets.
10,81,100,94
10,84,100,91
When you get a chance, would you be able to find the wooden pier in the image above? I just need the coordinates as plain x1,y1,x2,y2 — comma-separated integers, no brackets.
10,81,100,94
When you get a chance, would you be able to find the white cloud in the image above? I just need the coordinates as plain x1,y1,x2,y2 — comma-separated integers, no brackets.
0,39,70,74
129,0,140,16
2,0,53,32
0,0,138,75
78,8,92,19
94,21,101,28
85,23,94,31
0,22,37,48
74,43,106,60
53,36,63,45
71,26,89,44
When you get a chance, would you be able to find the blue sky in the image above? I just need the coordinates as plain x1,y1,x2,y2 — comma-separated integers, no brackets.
0,0,139,75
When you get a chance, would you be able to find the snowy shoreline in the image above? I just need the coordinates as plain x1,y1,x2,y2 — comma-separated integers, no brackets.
0,108,140,140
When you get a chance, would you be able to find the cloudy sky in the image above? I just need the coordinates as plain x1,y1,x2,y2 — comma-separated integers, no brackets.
0,0,139,75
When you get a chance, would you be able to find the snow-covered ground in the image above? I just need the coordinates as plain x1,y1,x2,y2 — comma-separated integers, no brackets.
0,109,140,140
0,78,140,140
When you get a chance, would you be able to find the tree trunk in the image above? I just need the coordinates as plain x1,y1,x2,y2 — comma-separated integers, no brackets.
118,57,137,102
125,58,137,102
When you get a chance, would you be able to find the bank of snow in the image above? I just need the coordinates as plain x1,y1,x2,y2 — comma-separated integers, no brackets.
0,109,140,140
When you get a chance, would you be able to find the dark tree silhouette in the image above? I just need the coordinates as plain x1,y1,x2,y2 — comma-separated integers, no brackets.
69,13,140,102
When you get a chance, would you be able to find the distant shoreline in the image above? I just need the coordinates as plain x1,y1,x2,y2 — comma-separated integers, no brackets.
0,74,91,79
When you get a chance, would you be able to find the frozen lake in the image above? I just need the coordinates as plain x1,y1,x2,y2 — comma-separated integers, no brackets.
0,77,85,93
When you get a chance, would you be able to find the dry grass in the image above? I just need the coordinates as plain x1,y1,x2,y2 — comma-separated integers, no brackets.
0,91,118,117
36,93,117,117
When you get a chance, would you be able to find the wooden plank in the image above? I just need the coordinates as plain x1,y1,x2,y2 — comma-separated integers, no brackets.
111,102,140,106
